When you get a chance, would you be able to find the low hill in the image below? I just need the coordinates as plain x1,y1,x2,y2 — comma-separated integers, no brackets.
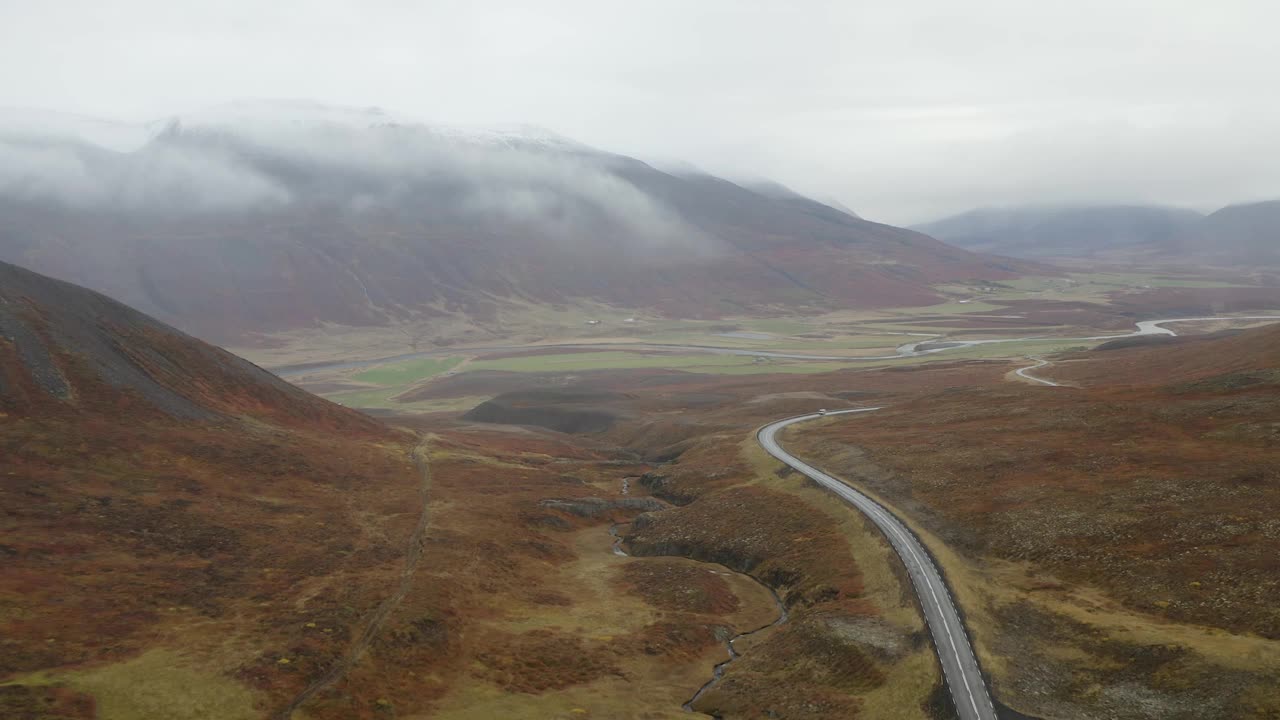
782,320,1280,718
463,388,629,433
0,101,1032,344
1052,321,1280,387
0,259,382,430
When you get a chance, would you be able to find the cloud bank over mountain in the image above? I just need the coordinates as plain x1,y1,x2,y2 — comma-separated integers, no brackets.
3,2,1279,223
0,102,709,252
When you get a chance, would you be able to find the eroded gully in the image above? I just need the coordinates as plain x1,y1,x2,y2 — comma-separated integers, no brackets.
607,521,790,718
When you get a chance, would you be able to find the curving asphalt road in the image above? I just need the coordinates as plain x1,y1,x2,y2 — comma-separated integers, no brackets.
759,409,997,720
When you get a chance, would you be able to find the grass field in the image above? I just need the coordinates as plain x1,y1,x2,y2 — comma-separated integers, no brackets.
323,337,1120,413
328,387,492,413
324,350,868,411
325,357,472,412
309,270,1274,414
467,350,856,375
352,357,463,385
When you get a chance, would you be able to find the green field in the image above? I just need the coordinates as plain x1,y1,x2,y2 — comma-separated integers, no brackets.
324,356,467,412
324,336,1129,413
352,356,463,385
327,350,863,412
329,387,492,413
468,350,858,375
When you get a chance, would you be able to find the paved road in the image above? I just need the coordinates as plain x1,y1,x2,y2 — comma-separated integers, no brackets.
758,409,997,720
1015,356,1061,387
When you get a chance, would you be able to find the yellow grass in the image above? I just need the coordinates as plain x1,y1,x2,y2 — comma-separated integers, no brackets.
775,417,1280,707
9,650,261,720
423,525,780,719
738,428,940,719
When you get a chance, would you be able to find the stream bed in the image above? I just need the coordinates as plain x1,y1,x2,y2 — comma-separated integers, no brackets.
606,522,789,717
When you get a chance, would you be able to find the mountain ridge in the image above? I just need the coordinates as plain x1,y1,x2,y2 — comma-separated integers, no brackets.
916,201,1280,264
1,102,1034,343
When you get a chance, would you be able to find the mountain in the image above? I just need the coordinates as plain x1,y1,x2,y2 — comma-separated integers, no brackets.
913,204,1205,258
1197,200,1280,264
0,101,1029,343
0,259,427,714
918,201,1280,265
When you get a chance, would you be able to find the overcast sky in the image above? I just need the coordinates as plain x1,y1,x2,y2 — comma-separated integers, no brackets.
2,0,1278,224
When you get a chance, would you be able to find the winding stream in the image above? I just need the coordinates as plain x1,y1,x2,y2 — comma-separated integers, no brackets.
609,522,630,557
681,584,789,716
607,522,789,717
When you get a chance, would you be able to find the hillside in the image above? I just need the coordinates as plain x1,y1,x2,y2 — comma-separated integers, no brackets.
0,259,428,717
0,259,384,429
1051,323,1280,387
913,205,1204,258
0,101,1031,344
784,322,1280,719
0,259,954,719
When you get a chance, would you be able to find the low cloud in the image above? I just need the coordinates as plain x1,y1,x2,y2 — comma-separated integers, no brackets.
0,107,714,254
0,135,291,211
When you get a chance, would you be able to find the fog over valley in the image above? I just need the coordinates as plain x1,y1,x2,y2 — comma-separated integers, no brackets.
4,6,1280,720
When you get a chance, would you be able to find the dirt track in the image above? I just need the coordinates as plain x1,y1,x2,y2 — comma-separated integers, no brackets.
275,438,434,719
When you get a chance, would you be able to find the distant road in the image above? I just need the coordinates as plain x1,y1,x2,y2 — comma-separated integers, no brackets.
271,315,1280,377
1015,357,1061,387
758,409,997,720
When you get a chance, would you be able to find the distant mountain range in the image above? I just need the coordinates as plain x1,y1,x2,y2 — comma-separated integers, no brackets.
1200,200,1280,264
0,100,1027,343
916,201,1280,264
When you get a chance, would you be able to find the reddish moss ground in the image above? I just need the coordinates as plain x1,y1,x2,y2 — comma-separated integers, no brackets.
614,559,741,615
791,341,1280,638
